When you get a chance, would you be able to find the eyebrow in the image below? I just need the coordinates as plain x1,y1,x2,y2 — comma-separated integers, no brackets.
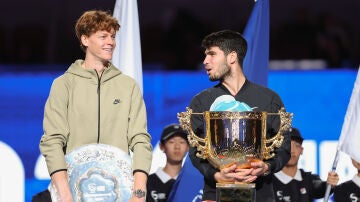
205,50,216,55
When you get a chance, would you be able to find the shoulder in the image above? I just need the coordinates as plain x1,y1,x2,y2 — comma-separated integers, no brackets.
193,84,221,98
299,169,312,176
335,180,357,190
108,65,138,84
147,173,161,185
49,73,71,93
190,84,223,110
244,80,281,100
240,80,284,111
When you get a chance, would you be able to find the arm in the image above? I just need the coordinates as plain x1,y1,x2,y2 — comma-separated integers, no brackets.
264,93,291,174
309,173,329,199
311,172,338,199
189,146,218,185
51,171,73,202
188,97,219,185
40,77,71,201
127,83,152,201
129,171,147,202
326,171,339,187
40,77,69,175
127,83,152,174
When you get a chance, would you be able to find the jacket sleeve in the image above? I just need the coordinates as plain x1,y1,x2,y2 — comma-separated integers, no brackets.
309,173,330,199
188,96,218,185
127,83,152,175
264,93,291,173
39,76,69,176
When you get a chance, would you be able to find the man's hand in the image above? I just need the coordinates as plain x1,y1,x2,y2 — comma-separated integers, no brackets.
129,196,145,202
327,171,339,187
248,161,270,176
215,164,257,183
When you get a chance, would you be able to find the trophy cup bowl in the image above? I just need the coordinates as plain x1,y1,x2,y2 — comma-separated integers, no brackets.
177,107,293,202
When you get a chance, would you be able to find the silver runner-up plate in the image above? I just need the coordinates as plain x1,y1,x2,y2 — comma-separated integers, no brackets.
50,144,133,202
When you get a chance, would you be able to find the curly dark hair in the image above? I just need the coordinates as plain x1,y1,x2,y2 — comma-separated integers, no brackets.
202,30,247,67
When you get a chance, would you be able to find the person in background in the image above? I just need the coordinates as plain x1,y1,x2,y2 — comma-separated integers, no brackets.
272,127,339,201
333,158,360,202
188,29,291,202
146,124,189,202
38,10,152,202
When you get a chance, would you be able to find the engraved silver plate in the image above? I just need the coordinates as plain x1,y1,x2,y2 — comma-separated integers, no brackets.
50,144,133,202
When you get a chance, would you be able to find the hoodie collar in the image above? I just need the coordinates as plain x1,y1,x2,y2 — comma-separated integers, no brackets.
66,59,121,82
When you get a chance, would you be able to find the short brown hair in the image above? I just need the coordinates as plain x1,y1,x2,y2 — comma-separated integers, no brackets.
202,30,247,68
75,10,120,51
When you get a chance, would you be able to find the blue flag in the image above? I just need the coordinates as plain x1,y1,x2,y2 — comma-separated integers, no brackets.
167,154,203,202
243,0,270,87
168,1,270,200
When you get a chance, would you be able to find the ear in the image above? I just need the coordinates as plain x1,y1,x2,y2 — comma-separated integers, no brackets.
159,143,165,152
300,146,304,155
227,51,237,65
81,35,89,48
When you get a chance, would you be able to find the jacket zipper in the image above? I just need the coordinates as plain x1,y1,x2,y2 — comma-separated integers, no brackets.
96,71,101,143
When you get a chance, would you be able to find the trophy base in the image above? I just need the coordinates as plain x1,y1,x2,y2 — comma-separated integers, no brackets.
216,183,256,202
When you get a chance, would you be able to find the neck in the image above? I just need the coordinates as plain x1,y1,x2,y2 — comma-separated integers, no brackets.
82,59,109,76
163,162,182,178
221,64,246,96
222,74,246,96
282,165,298,177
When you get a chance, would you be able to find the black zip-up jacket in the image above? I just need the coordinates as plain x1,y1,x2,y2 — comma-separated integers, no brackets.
188,80,291,201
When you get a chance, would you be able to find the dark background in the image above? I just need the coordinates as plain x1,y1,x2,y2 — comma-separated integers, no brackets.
0,0,359,71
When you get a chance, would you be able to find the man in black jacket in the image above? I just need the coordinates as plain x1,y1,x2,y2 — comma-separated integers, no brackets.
188,29,291,202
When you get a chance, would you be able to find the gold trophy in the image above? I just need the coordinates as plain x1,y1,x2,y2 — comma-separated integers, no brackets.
177,107,293,202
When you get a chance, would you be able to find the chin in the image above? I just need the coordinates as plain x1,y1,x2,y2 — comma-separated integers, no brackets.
209,76,219,81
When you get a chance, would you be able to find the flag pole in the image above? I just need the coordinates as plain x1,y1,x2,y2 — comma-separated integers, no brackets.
323,148,340,202
323,67,360,201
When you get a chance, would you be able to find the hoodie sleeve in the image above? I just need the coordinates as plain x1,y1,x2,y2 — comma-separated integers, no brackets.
127,83,152,175
39,76,70,176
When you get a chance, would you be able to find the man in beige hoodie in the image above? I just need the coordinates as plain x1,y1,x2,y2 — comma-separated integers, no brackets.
38,10,152,202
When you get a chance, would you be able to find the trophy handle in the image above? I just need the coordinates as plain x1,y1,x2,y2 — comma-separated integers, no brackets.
177,107,208,159
263,107,293,160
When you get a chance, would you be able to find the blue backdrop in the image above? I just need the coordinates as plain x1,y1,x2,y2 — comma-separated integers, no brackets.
0,68,357,201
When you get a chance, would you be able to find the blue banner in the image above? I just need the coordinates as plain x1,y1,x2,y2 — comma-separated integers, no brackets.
243,0,269,87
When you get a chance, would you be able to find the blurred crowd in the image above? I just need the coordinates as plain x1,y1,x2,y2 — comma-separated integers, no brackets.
0,4,358,71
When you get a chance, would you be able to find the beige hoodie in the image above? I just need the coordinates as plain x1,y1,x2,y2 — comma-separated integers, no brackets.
40,59,152,175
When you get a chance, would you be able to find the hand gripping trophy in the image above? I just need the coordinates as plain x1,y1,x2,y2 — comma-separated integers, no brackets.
177,96,293,202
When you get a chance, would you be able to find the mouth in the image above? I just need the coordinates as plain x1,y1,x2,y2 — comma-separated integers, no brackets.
103,47,113,53
205,67,212,75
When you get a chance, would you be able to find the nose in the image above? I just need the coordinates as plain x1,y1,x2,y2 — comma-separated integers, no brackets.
203,55,209,65
107,36,115,45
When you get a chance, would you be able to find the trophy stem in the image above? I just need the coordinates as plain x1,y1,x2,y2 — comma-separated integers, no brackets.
216,183,256,202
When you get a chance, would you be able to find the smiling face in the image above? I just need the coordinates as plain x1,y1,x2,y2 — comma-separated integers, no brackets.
203,46,232,81
81,29,116,62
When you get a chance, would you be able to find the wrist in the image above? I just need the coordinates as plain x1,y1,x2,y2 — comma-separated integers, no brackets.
133,189,146,198
263,162,271,176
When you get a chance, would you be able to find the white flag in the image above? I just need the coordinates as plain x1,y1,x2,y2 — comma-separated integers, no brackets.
338,67,360,163
113,0,143,93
